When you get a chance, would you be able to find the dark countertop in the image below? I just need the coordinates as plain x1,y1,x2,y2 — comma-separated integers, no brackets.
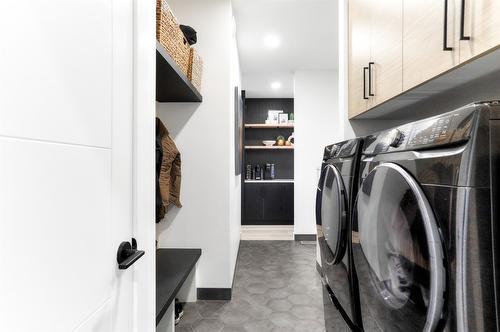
156,248,202,325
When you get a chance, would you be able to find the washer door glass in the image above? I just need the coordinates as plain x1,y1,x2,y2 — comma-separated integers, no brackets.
318,164,348,265
353,163,445,332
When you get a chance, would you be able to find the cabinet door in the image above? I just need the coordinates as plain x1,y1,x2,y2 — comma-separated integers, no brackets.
369,0,403,107
262,184,284,222
459,0,500,62
403,0,459,90
244,185,263,222
348,0,371,118
282,184,294,222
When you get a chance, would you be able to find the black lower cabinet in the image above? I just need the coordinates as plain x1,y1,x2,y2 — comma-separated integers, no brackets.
282,183,294,221
243,183,294,225
244,184,263,221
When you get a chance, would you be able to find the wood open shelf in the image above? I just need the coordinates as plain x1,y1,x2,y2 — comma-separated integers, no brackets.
156,41,202,103
245,124,294,129
244,145,294,150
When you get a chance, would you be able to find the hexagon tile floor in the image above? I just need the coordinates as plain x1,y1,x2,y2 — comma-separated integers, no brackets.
176,240,326,332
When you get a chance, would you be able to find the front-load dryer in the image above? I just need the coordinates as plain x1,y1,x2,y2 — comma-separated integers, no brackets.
352,101,500,331
316,138,363,331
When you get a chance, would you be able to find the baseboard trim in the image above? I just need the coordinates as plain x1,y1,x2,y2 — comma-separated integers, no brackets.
294,234,317,241
231,242,241,290
241,225,294,241
198,243,240,301
197,288,232,301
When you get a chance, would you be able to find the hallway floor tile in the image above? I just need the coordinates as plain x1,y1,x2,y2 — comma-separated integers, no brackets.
177,240,325,332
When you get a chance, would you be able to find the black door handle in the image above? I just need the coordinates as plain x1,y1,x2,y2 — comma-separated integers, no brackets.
368,62,374,96
363,67,369,99
443,0,453,51
117,238,145,270
460,0,470,40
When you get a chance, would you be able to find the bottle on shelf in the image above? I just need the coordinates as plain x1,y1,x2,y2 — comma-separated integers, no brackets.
245,164,252,180
265,163,276,180
254,164,263,180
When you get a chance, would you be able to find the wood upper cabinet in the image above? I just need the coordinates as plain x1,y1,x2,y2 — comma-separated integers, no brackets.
348,0,402,118
347,0,500,119
348,0,371,118
369,0,403,108
403,0,459,91
459,0,500,62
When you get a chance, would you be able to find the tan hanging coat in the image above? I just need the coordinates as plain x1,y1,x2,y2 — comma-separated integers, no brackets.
157,118,182,219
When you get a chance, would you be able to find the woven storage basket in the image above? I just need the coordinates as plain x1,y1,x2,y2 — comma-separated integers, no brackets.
156,0,190,76
188,48,203,93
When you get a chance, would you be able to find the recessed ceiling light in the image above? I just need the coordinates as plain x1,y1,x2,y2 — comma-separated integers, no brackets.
271,81,282,90
263,34,280,49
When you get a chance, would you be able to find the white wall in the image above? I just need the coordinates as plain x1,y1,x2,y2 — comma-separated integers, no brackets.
156,0,241,290
294,70,343,236
228,10,242,283
338,0,353,140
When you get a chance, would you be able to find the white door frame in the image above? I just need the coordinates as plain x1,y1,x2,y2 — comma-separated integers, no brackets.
132,0,156,331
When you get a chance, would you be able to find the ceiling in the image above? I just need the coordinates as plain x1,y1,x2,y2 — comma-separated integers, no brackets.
232,0,338,97
242,72,295,98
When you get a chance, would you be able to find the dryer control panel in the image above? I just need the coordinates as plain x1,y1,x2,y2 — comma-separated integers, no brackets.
363,105,477,155
323,138,361,160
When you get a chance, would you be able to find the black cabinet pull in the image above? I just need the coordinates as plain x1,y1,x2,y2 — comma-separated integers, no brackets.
460,0,470,40
117,238,145,270
443,0,453,51
368,62,374,96
363,67,369,100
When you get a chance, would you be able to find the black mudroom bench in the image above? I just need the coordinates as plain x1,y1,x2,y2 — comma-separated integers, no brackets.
156,248,202,325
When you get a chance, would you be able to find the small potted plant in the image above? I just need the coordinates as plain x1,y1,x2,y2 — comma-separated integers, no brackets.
276,135,285,146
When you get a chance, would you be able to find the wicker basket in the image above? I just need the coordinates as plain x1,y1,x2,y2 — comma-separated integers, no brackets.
188,48,203,93
156,0,190,76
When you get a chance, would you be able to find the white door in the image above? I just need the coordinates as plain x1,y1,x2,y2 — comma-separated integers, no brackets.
0,1,153,331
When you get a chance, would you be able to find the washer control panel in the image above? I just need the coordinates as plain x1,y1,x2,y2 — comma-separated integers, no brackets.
363,105,477,155
389,129,405,147
406,114,454,148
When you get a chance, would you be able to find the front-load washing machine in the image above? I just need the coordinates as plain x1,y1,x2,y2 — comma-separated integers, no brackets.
316,138,363,331
352,101,500,331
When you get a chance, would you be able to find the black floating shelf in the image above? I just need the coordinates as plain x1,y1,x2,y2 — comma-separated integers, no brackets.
156,41,202,103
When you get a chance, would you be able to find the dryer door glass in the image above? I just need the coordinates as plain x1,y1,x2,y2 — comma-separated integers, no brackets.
318,164,348,265
352,163,445,332
315,163,326,226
